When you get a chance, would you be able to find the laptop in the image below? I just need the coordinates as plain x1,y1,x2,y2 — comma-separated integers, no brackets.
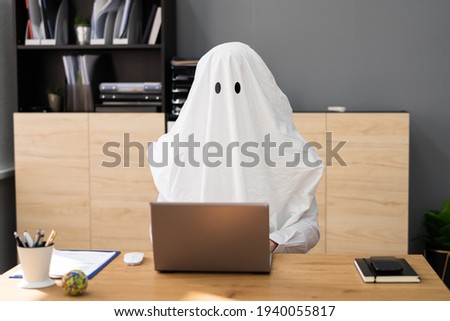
150,202,272,273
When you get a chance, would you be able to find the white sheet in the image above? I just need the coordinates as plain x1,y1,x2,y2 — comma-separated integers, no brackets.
149,42,324,252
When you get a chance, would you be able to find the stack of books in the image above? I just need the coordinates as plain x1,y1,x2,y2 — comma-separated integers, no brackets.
170,58,198,119
354,256,420,283
96,82,162,112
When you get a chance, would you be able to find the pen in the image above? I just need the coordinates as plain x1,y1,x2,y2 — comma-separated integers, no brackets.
45,229,57,247
39,231,46,247
14,232,25,247
34,229,44,246
23,231,34,248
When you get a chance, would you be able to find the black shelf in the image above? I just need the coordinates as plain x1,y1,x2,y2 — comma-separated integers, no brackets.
13,0,176,114
17,44,162,51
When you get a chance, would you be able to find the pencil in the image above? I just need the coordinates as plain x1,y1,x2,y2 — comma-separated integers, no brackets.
45,229,57,247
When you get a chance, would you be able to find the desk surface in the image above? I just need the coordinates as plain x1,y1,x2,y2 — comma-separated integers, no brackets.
1,253,448,301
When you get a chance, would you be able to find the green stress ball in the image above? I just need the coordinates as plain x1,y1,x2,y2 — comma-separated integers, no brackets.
62,270,88,296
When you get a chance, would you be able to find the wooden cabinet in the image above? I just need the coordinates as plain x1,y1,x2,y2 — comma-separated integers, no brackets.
15,112,409,253
89,113,163,250
293,112,409,254
325,113,409,254
14,113,91,249
14,113,164,251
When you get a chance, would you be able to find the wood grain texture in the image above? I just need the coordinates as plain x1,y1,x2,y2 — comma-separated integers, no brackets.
14,113,91,249
14,113,409,254
1,253,448,301
89,113,164,251
326,113,409,254
292,113,326,254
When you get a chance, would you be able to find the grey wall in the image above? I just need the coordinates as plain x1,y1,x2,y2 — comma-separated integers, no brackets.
0,0,18,272
1,0,448,258
0,0,16,170
177,0,450,253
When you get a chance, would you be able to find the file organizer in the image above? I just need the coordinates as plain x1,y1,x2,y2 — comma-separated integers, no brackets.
25,0,68,45
170,59,198,117
65,84,95,112
112,0,143,45
90,0,122,45
63,55,99,112
89,0,145,45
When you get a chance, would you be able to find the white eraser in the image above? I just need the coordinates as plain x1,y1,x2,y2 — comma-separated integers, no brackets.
124,252,144,266
327,106,346,112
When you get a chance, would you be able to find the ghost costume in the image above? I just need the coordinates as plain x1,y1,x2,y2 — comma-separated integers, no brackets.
149,42,324,253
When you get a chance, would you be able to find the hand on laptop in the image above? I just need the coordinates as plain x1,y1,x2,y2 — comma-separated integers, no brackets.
269,240,278,252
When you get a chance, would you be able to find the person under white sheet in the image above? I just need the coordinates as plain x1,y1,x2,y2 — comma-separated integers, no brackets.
148,42,324,253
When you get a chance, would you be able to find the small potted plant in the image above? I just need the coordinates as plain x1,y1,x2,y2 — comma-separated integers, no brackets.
74,14,91,45
47,87,64,112
416,199,450,288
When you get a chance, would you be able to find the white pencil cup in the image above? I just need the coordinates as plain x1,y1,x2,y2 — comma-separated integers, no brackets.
17,244,55,289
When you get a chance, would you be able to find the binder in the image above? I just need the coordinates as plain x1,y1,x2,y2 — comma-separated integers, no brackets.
25,0,68,45
99,82,162,93
100,93,161,101
147,6,161,45
27,0,42,41
38,0,50,39
78,55,100,85
95,106,159,112
101,101,161,106
25,20,40,45
45,0,68,45
105,11,117,44
90,0,122,45
118,0,133,38
142,4,157,44
40,0,60,39
62,55,76,85
111,2,124,42
91,10,117,45
113,0,143,45
98,84,162,110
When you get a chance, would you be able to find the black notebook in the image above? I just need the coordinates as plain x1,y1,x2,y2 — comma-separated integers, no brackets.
354,256,420,283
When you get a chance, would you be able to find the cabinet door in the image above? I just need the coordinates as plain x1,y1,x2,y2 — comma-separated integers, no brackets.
89,113,164,251
292,114,327,254
14,113,90,249
326,113,409,254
